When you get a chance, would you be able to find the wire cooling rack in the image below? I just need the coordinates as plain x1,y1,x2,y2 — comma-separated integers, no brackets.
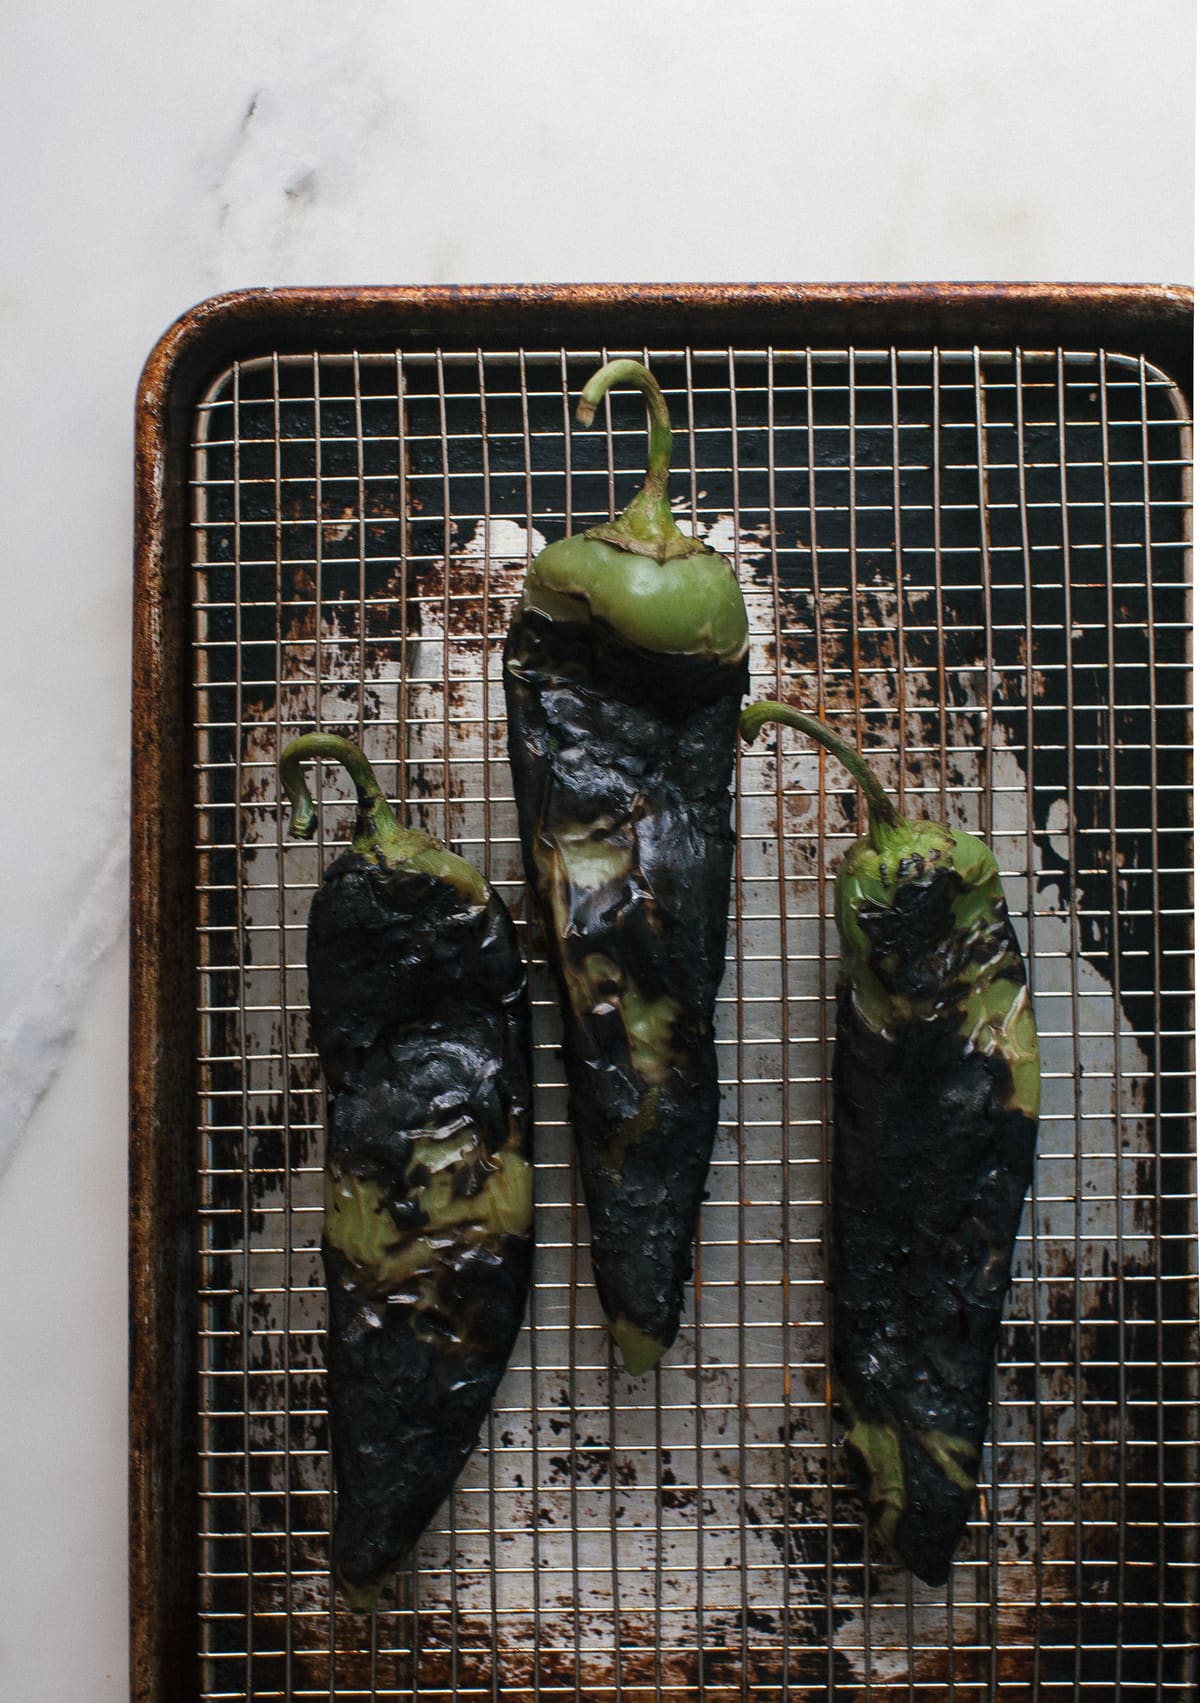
186,339,1194,1698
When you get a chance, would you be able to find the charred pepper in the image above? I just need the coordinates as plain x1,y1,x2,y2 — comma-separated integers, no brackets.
279,733,534,1610
741,702,1040,1585
503,360,749,1375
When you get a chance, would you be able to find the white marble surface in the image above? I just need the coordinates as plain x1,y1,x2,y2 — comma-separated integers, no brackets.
0,2,1193,1697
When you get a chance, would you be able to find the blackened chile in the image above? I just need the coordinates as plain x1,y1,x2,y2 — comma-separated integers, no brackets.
310,853,533,1604
832,862,1038,1584
504,609,746,1357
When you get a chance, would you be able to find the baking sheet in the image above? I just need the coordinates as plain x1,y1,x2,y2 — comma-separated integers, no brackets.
163,325,1196,1697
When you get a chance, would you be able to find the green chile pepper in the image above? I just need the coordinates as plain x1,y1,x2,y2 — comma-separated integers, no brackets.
741,702,1040,1585
504,361,749,1374
279,734,534,1610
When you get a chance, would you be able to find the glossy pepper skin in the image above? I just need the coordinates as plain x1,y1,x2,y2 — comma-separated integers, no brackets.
741,703,1039,1586
279,734,534,1611
503,360,749,1375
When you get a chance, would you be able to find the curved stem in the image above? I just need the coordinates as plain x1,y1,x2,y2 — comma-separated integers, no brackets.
279,732,399,847
279,732,489,903
739,701,901,831
577,359,673,503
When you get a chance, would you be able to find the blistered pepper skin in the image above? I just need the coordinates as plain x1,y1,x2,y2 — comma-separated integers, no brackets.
312,858,533,1602
504,609,746,1366
281,736,533,1611
832,837,1039,1585
503,360,749,1374
740,703,1039,1586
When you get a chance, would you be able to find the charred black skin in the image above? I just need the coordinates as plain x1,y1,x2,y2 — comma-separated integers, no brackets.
309,853,533,1603
504,608,747,1355
832,862,1038,1585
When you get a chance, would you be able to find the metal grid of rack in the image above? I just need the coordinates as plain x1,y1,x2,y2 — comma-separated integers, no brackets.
189,343,1195,1697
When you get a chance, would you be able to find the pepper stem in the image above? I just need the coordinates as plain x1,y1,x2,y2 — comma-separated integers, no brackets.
279,732,490,904
739,701,902,836
279,732,401,852
578,358,673,502
575,359,707,563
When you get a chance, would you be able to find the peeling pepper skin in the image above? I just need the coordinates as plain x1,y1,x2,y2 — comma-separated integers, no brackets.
504,361,749,1375
280,734,533,1611
741,703,1039,1586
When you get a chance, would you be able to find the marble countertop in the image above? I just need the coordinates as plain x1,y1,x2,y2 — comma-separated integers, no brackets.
0,3,1192,1697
